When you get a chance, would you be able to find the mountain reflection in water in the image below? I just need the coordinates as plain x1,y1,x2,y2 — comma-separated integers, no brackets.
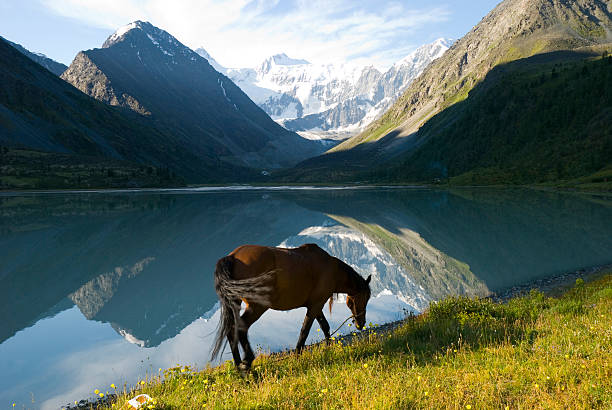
1,188,611,409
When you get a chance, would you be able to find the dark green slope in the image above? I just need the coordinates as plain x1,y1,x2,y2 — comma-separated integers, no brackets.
0,37,253,187
375,51,612,185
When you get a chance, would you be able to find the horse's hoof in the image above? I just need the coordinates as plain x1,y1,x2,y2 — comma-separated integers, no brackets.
238,362,251,376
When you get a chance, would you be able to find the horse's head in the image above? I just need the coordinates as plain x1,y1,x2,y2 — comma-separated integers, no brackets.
347,274,371,330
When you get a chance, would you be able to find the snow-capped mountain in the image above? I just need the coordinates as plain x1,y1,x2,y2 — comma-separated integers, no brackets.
197,38,452,140
61,21,324,176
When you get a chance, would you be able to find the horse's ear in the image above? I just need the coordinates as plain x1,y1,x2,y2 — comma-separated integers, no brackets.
366,275,371,284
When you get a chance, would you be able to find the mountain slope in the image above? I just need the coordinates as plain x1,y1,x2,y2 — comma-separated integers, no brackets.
377,51,612,184
2,37,68,76
337,0,612,153
61,21,323,170
0,36,247,186
198,39,451,139
287,0,612,182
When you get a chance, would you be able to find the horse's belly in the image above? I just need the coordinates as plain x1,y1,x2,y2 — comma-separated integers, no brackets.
268,299,307,311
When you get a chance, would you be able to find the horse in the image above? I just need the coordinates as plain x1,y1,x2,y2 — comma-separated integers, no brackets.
211,243,371,372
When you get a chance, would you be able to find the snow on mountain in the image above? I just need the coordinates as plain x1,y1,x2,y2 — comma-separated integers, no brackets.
197,39,453,140
194,47,225,73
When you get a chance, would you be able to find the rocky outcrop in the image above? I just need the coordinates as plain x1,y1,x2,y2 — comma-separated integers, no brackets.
61,52,151,115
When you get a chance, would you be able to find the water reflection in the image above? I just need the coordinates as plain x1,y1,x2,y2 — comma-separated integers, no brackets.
1,188,611,408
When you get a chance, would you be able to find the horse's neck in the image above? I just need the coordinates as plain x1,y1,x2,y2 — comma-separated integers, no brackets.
336,268,362,296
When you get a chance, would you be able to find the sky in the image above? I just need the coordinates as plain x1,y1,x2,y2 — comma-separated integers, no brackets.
0,0,501,69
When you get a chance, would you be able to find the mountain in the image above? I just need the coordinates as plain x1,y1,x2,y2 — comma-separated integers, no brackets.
288,0,612,184
61,21,323,171
2,37,67,76
197,39,451,140
0,36,228,188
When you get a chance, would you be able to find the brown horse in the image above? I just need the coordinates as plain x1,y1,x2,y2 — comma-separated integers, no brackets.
211,243,371,371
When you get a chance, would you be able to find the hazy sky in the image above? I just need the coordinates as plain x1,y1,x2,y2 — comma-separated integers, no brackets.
0,0,501,69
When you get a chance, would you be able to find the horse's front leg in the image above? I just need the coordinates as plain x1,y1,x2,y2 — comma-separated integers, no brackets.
316,312,331,344
296,308,319,352
238,304,267,372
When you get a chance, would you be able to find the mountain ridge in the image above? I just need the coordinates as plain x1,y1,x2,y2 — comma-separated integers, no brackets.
2,37,68,76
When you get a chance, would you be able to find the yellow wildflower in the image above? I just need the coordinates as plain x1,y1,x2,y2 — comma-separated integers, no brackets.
94,389,100,394
321,388,328,393
99,393,104,398
466,405,471,409
363,363,368,368
111,384,116,389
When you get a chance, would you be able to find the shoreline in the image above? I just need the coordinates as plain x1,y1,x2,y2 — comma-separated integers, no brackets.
490,263,612,302
2,183,611,196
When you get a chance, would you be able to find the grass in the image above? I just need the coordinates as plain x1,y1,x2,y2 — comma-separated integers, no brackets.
91,274,611,409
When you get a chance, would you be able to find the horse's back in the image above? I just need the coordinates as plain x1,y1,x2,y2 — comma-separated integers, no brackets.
229,244,330,274
229,245,278,280
227,244,338,310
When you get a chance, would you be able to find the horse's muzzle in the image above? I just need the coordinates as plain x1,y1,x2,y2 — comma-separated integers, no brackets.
353,318,365,331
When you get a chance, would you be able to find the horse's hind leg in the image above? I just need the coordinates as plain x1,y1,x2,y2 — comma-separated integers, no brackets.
316,312,331,343
238,304,267,370
227,329,241,368
227,300,242,368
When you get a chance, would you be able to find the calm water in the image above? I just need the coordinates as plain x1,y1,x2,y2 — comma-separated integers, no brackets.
1,187,611,409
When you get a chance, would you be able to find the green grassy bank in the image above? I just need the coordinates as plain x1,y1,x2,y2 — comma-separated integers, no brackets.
92,273,610,409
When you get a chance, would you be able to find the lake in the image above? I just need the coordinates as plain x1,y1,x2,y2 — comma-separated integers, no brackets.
1,187,611,409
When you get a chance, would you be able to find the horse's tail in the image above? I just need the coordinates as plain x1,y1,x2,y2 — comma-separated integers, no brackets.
211,255,276,361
